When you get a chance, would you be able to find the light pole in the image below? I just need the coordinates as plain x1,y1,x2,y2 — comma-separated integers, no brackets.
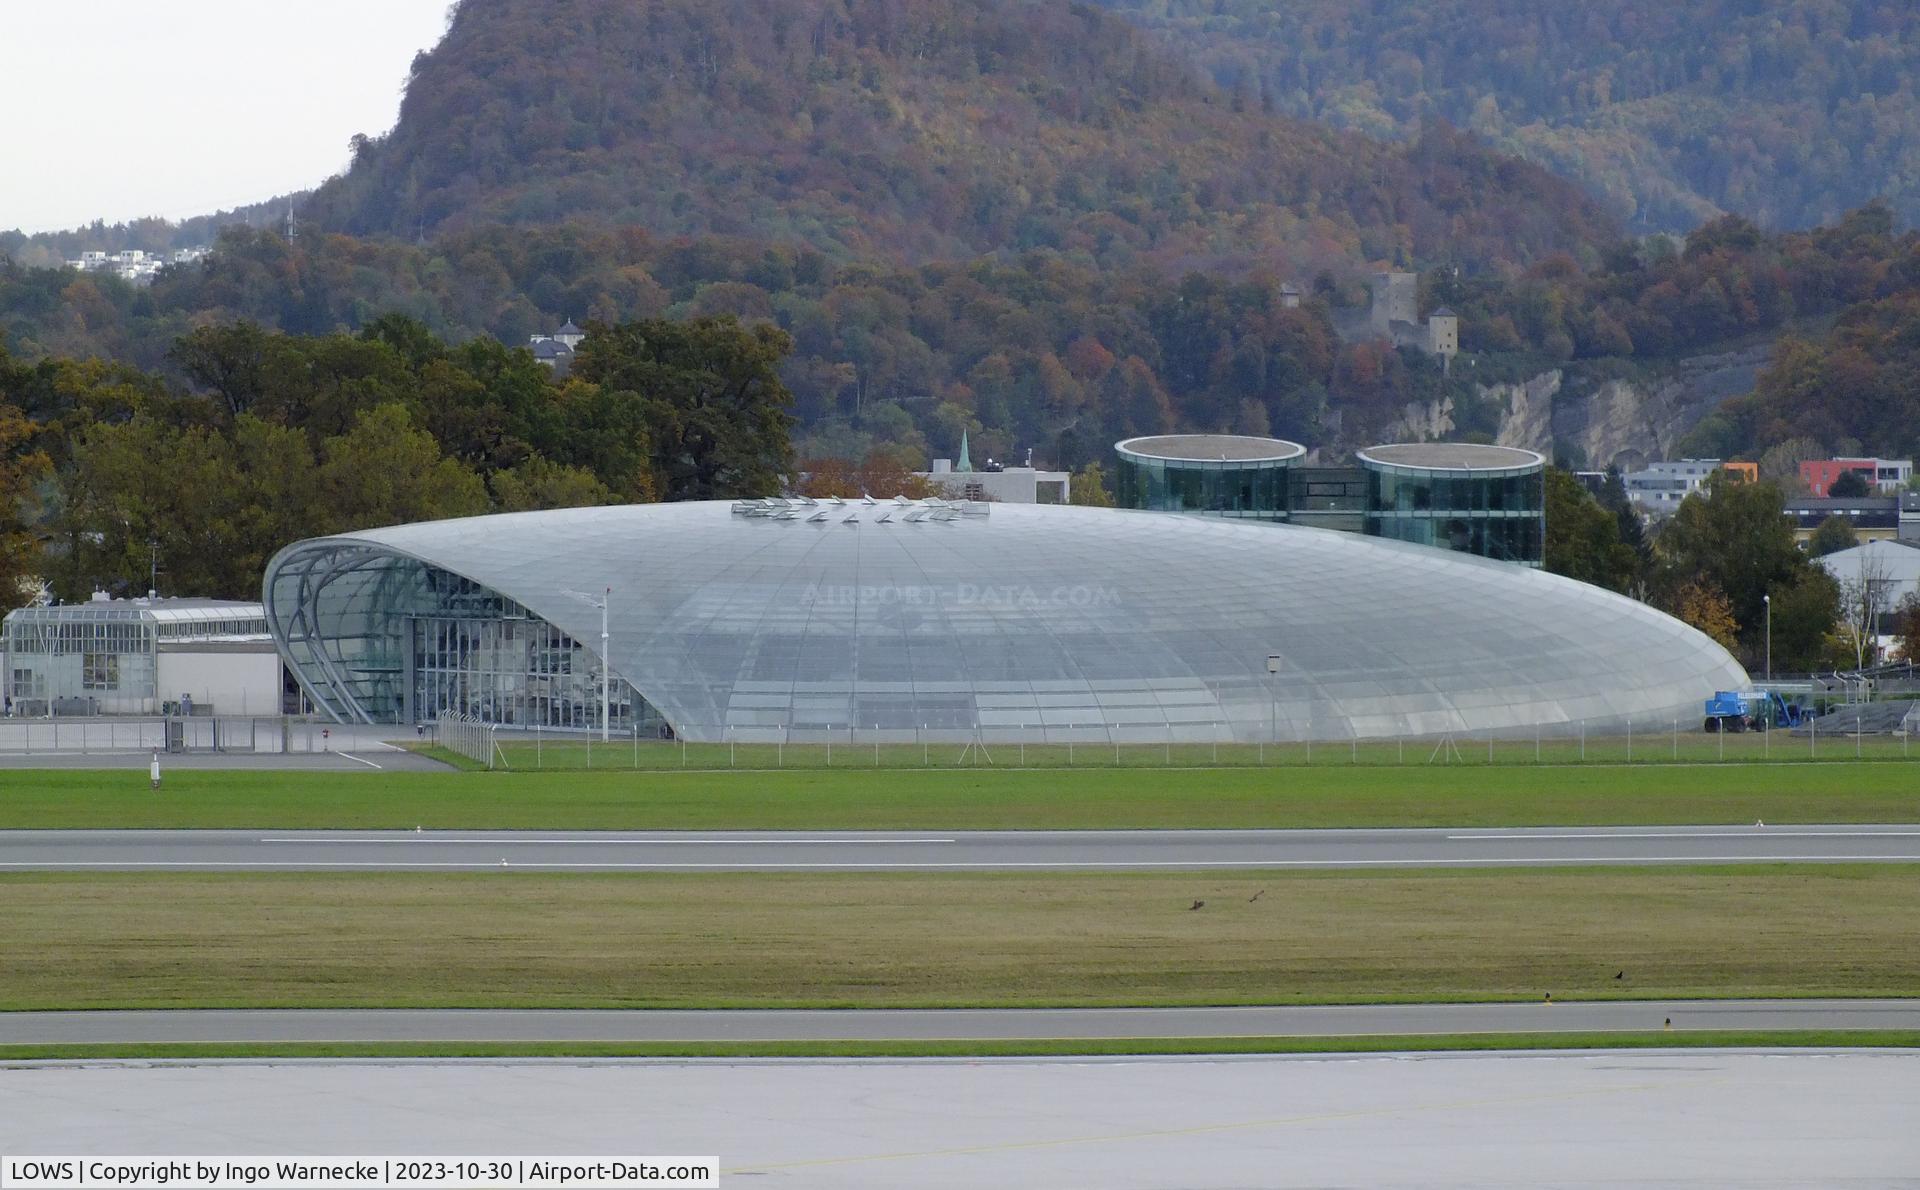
1267,654,1282,744
1763,592,1771,683
564,587,613,742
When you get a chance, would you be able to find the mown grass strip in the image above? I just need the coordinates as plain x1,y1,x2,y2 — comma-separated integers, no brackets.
4,761,1918,830
4,866,1917,1010
478,730,1920,772
3,1032,1916,1062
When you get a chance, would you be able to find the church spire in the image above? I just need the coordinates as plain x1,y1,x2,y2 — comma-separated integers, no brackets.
957,430,973,472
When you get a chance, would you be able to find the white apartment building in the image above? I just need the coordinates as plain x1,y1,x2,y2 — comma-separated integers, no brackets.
1622,459,1722,513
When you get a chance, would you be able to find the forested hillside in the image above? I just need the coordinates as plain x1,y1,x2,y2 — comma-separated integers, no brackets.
1092,0,1920,231
10,0,1920,483
299,0,1613,271
0,0,1646,472
1433,206,1913,364
0,227,1358,468
9,199,1920,475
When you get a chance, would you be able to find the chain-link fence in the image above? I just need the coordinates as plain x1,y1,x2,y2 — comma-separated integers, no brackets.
472,709,1920,771
15,708,1909,770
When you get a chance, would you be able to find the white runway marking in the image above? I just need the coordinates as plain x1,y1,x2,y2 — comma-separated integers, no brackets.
257,836,960,845
1449,830,1920,840
332,752,384,770
5,854,1919,869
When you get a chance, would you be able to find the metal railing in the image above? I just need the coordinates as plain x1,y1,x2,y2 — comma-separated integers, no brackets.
0,715,345,755
434,713,505,770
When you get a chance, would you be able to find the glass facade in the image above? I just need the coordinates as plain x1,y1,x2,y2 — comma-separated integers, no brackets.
1359,446,1547,567
264,501,1748,744
2,614,153,714
1113,436,1545,564
1114,435,1303,520
262,542,662,733
1,601,273,715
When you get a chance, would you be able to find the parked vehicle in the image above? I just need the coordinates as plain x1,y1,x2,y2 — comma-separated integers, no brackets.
1703,690,1805,732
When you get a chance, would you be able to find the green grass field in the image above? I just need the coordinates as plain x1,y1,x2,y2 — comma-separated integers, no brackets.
465,726,1919,772
4,761,1917,830
4,866,1915,1010
2,1033,1914,1061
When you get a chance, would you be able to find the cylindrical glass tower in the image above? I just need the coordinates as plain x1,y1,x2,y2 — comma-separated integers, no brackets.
1113,435,1307,521
1357,443,1547,566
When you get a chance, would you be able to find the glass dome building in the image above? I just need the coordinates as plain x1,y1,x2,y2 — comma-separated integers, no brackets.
264,501,1745,743
1113,435,1305,520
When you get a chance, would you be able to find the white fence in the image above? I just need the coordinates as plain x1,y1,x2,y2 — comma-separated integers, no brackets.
0,716,342,755
434,713,505,769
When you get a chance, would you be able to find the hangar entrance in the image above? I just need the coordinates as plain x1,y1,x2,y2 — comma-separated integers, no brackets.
265,541,667,733
409,612,664,734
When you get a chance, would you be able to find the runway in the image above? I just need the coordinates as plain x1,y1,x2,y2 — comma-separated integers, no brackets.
3,1000,1917,1046
3,824,1919,870
4,1051,1916,1187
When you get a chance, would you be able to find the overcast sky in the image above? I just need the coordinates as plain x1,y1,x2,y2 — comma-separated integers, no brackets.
1,1,454,234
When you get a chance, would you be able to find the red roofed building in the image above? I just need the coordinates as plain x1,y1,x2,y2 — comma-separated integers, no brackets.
1801,457,1912,496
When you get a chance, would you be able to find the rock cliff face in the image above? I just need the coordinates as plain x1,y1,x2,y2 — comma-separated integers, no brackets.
1386,343,1771,468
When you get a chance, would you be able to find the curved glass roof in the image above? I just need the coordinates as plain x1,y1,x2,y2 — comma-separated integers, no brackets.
263,501,1748,742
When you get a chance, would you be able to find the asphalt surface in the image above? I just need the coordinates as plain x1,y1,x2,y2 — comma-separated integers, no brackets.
3,1001,1917,1045
3,824,1919,870
0,749,450,771
0,724,450,770
6,1052,1917,1187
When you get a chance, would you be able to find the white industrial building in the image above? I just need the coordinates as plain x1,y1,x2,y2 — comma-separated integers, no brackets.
1,594,287,717
916,433,1070,504
1622,459,1724,514
923,459,1070,503
1815,538,1920,616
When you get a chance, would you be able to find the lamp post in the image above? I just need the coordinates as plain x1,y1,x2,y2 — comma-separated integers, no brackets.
1763,592,1771,683
564,587,613,742
1267,654,1282,744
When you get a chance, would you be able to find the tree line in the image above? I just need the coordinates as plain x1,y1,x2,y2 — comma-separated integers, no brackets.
0,315,793,610
1543,465,1919,672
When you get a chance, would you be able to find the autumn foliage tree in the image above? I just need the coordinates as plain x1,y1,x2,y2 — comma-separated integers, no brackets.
1656,475,1835,665
570,316,795,501
1891,593,1920,664
1670,580,1740,652
10,313,804,600
796,453,934,500
0,383,50,614
1542,467,1640,593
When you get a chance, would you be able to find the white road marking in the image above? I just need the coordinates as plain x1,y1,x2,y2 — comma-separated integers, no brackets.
333,752,384,770
257,836,959,845
4,855,1919,869
1449,830,1920,840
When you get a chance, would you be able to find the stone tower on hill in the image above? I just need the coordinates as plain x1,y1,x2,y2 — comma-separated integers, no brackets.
1369,271,1419,335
